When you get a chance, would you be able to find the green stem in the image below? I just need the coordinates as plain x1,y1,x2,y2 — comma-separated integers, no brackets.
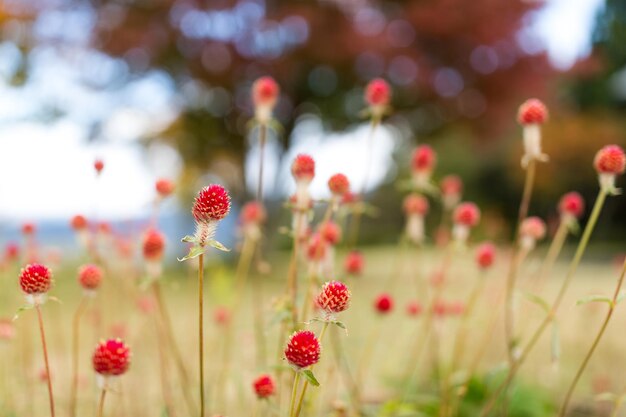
69,297,88,417
558,258,626,417
288,373,301,417
36,304,55,417
97,388,107,417
479,187,608,417
198,253,205,417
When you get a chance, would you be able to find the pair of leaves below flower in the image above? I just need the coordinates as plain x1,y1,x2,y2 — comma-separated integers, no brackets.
178,235,230,261
308,317,348,333
576,291,626,307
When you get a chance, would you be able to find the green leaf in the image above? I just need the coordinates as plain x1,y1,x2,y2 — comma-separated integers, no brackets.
576,295,612,306
301,369,320,387
181,235,196,243
177,245,205,262
208,240,230,252
331,320,346,330
522,291,550,313
551,321,560,363
13,305,34,321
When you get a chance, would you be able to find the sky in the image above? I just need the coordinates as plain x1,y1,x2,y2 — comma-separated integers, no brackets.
0,0,607,223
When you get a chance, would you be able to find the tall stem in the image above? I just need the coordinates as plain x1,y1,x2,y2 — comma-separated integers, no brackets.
198,253,205,417
518,159,536,224
69,297,88,417
558,258,626,416
479,188,608,417
97,388,107,417
257,124,267,201
36,304,55,417
288,372,301,417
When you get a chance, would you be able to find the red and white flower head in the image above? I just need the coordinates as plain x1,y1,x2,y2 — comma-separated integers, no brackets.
316,281,351,315
253,374,275,399
403,194,429,245
475,242,496,270
241,201,266,225
374,293,394,315
307,233,327,262
594,145,626,193
155,178,175,198
192,184,231,247
452,202,480,244
94,159,104,175
143,229,165,261
71,215,88,231
411,145,437,189
284,330,320,368
19,263,53,297
517,99,549,168
519,216,546,251
328,173,350,198
558,192,585,224
403,194,429,216
344,250,364,276
78,264,103,292
252,76,280,123
365,78,391,118
292,154,315,185
0,318,14,341
441,175,463,209
320,221,342,245
92,338,131,376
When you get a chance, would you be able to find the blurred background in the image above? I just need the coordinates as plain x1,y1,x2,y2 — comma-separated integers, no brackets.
0,0,625,258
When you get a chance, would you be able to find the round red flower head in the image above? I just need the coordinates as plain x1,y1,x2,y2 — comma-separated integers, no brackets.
291,154,315,183
213,306,230,325
374,293,394,314
19,263,53,295
78,264,103,291
94,159,104,175
5,242,20,263
252,76,280,109
70,215,88,231
453,202,480,227
22,223,35,235
253,374,275,399
192,184,231,223
307,233,327,261
403,194,429,216
155,178,175,198
412,145,436,174
143,229,165,261
316,281,351,314
344,250,364,276
320,221,342,245
365,78,391,117
475,242,496,269
284,330,320,369
441,175,463,209
594,145,626,193
406,301,423,317
241,201,266,225
558,192,585,220
92,338,131,376
517,99,548,125
328,173,350,197
519,216,546,251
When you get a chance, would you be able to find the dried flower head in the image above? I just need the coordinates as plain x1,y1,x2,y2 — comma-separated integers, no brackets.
92,338,131,376
284,330,320,368
316,281,351,314
192,184,231,223
517,99,548,125
19,263,53,295
253,374,275,399
475,242,496,269
78,264,103,291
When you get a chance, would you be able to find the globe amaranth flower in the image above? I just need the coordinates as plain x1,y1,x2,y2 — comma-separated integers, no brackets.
284,330,320,369
594,145,625,194
517,99,549,168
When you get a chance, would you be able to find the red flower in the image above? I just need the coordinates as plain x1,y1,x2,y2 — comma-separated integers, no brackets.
70,215,87,230
316,281,351,314
520,217,546,241
213,306,230,325
240,201,266,225
22,223,35,235
98,222,112,234
252,76,280,108
94,159,104,174
92,338,131,376
155,178,175,198
517,99,548,125
374,293,393,314
411,145,436,173
320,221,342,245
406,301,422,317
558,192,585,219
441,175,463,197
19,263,53,295
365,78,391,107
5,243,20,262
328,173,350,196
253,374,275,399
453,202,480,227
344,251,364,275
142,229,165,261
403,194,429,216
78,264,103,291
594,145,626,175
284,330,320,368
291,154,315,182
192,184,231,223
307,233,327,261
475,242,496,269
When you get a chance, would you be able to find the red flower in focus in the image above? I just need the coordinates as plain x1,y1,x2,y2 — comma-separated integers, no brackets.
453,202,481,227
406,301,422,317
520,217,546,241
94,159,104,174
365,78,391,108
475,242,496,269
240,201,266,225
92,338,131,376
143,229,165,261
192,184,231,223
344,251,364,275
517,99,548,125
594,145,626,175
78,264,103,291
19,263,53,295
328,173,350,196
441,175,463,197
558,192,585,219
316,281,351,314
155,178,175,198
320,222,342,245
411,145,436,173
374,293,393,314
403,194,429,216
253,374,275,398
284,330,320,368
252,76,280,108
22,223,35,235
291,154,315,182
70,215,88,231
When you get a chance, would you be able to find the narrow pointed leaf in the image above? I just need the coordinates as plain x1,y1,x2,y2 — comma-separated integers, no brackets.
178,245,205,262
208,240,230,252
522,291,550,313
181,235,196,243
13,305,33,321
576,295,612,306
301,369,320,387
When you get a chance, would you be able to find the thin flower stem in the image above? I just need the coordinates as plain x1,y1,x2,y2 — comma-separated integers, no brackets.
480,188,608,417
518,159,536,224
257,123,267,201
558,258,626,417
36,304,55,417
155,314,177,417
69,296,88,417
293,322,329,417
97,388,107,417
198,253,205,417
288,372,301,417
